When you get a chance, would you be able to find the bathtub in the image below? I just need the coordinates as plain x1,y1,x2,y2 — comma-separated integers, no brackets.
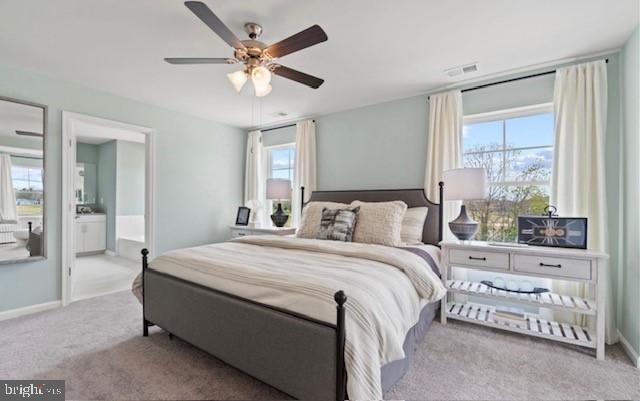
116,215,145,261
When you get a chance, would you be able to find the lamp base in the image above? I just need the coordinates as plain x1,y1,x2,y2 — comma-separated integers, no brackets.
449,205,479,240
270,203,289,228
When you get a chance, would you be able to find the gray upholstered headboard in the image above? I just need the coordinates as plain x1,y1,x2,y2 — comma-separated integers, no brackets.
304,186,443,246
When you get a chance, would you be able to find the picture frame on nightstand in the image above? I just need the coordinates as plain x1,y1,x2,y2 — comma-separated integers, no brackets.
235,206,251,226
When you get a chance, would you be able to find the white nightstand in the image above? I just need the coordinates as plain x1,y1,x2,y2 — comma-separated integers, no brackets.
229,225,296,239
440,240,609,360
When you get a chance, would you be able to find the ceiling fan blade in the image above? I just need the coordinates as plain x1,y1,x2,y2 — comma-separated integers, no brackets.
184,1,246,50
272,65,324,89
15,130,42,137
264,25,327,59
164,57,235,65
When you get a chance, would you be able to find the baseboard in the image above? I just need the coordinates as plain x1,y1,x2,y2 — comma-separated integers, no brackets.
617,329,640,368
0,300,61,322
105,250,117,257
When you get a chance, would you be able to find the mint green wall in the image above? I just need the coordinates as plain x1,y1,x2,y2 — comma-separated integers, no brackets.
98,140,117,251
0,62,245,312
316,95,429,189
621,25,640,358
116,140,145,216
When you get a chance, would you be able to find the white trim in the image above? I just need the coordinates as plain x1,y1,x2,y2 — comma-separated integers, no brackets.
61,111,156,306
0,300,61,322
463,102,554,124
618,330,640,368
104,249,116,257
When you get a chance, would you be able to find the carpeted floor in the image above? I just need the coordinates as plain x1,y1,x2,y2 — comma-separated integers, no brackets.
0,290,638,400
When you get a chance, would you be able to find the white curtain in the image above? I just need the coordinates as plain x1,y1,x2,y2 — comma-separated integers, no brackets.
424,90,463,240
0,154,17,224
244,130,265,226
551,59,614,342
292,120,317,227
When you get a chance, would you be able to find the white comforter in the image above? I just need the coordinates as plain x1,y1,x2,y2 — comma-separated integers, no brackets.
134,235,445,399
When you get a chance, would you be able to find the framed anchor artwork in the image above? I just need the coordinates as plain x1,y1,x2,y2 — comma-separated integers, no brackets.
517,206,588,249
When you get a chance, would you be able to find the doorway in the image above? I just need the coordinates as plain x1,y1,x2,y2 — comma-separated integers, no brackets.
61,112,155,305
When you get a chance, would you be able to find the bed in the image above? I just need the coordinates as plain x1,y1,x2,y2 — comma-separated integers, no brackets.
137,186,445,400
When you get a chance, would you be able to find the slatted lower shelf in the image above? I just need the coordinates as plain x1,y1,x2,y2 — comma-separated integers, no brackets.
446,302,596,348
446,280,596,315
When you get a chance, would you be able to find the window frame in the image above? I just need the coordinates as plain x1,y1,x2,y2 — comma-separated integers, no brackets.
462,102,554,188
264,142,296,181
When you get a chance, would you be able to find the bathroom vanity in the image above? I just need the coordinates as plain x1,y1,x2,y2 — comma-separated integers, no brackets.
75,213,106,254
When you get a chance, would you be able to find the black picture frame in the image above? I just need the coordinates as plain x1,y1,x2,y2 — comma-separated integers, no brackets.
235,206,251,226
517,216,588,249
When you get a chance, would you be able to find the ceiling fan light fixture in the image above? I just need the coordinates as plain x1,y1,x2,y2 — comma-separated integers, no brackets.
227,70,248,92
251,66,272,87
254,83,272,97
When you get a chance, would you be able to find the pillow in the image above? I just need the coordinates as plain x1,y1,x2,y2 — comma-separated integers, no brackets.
296,201,349,238
350,200,408,246
401,207,429,245
316,207,360,242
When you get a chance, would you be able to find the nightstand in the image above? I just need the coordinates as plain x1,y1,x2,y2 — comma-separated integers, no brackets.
440,240,609,360
229,225,296,239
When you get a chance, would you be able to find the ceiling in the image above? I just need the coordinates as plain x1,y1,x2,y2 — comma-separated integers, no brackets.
0,1,637,129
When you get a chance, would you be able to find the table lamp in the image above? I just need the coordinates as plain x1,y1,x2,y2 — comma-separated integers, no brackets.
442,168,487,240
266,178,292,227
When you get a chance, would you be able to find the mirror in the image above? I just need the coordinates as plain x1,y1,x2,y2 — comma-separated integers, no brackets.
0,96,46,262
75,162,97,205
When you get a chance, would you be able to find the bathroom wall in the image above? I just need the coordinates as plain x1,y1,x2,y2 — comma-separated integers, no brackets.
97,140,117,251
115,140,145,216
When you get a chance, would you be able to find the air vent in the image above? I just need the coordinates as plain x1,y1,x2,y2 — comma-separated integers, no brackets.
445,63,479,77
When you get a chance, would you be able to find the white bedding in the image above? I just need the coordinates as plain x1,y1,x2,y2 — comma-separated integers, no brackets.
133,235,445,399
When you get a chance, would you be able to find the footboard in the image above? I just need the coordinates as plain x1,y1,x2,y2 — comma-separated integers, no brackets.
141,249,347,401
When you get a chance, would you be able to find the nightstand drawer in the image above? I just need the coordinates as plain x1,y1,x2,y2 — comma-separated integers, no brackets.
513,254,591,280
230,229,251,239
449,249,509,270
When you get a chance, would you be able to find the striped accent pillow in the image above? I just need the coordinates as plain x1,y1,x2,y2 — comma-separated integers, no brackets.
316,207,360,242
400,207,429,244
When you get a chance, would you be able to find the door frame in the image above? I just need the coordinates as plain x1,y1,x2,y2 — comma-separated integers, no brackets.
61,111,156,305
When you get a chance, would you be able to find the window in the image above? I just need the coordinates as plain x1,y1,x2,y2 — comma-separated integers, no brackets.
12,166,44,216
462,104,554,242
265,144,295,218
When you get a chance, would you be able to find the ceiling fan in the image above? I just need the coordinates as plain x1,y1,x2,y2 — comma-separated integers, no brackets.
165,1,328,97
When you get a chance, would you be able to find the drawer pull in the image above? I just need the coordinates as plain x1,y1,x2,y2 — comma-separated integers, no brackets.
539,262,562,268
469,256,487,261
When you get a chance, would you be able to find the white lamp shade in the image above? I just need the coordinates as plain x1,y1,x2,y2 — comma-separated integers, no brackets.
227,70,248,93
254,83,272,97
251,66,272,86
442,168,487,200
266,178,291,200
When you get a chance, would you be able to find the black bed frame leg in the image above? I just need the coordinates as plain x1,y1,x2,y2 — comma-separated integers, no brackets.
334,291,347,401
142,248,149,337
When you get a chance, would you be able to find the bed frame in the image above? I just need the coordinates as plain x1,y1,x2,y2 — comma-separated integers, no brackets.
141,185,443,401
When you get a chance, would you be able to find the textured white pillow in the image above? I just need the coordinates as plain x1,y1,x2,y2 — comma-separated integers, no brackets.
296,202,349,238
350,200,408,246
400,207,429,245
